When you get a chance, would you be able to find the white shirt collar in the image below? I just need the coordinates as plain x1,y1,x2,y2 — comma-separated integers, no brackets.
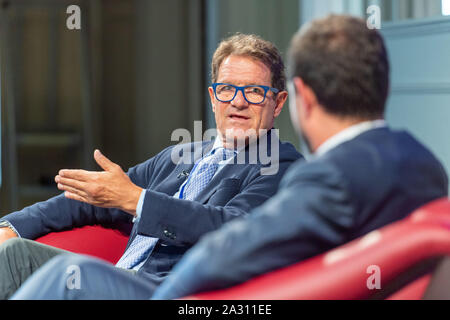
212,135,224,151
315,120,387,157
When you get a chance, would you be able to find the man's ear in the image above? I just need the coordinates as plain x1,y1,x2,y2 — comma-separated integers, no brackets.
208,87,216,113
293,77,316,118
273,90,288,119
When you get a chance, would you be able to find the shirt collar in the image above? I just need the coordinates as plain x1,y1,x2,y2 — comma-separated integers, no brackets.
212,135,224,151
212,132,263,154
204,136,235,164
315,120,387,157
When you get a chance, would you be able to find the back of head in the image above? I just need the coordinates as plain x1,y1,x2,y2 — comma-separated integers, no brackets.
288,15,390,120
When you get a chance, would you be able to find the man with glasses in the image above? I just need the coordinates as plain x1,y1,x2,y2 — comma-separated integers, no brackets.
0,34,302,299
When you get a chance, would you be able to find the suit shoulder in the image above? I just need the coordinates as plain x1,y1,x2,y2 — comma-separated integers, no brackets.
313,128,448,201
280,157,345,189
325,128,445,172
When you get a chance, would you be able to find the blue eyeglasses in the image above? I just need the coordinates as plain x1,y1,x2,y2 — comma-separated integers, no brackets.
212,83,279,105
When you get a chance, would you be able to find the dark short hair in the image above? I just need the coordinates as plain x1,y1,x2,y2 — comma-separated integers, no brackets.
212,33,286,92
288,15,390,119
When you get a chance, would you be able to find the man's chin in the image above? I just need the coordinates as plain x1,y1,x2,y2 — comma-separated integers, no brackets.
222,128,264,149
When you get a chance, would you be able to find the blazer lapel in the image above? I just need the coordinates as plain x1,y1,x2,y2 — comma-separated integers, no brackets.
154,141,214,196
194,162,241,204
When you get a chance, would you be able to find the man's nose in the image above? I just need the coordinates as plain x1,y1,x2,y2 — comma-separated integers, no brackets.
231,89,249,109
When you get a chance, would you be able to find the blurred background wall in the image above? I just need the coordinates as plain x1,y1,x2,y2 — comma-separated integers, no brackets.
0,0,449,214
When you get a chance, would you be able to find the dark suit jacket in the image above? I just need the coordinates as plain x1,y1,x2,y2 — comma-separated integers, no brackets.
152,127,449,299
2,131,301,284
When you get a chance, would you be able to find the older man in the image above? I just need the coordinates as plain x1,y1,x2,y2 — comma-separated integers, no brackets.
0,33,301,299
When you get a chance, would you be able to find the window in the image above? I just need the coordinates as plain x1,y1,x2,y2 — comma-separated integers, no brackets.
443,0,450,15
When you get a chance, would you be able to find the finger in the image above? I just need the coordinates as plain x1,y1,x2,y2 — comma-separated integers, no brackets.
94,149,118,172
64,191,88,203
59,169,92,181
57,182,89,199
55,176,88,191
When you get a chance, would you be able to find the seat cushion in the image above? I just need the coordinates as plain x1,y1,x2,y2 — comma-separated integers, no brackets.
36,225,130,264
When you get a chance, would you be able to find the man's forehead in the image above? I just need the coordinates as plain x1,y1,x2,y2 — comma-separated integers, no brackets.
217,55,272,85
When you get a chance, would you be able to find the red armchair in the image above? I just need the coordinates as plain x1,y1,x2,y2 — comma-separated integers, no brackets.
35,198,450,300
36,225,130,264
187,198,450,300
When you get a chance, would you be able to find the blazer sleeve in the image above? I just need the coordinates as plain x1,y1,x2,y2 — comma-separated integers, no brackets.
1,154,161,240
1,194,133,240
152,160,355,299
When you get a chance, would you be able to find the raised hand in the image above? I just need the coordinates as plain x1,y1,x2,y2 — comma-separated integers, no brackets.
55,150,143,216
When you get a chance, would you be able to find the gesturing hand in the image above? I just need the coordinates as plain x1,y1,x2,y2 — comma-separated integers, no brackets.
55,150,143,216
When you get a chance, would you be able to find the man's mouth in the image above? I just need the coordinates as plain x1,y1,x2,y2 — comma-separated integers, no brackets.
229,114,250,121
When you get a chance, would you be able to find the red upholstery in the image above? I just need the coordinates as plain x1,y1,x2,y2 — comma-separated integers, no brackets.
386,199,450,300
36,225,130,264
410,199,450,226
185,198,450,300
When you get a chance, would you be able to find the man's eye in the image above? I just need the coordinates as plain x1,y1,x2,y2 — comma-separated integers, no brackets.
247,87,264,95
219,85,234,92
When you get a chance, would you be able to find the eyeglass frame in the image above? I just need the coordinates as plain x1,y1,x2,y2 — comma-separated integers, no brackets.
211,83,280,105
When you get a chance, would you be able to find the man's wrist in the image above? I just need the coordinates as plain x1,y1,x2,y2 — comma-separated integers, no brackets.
0,220,20,237
123,186,144,217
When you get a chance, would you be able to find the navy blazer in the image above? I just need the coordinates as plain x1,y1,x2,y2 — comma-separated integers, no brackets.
152,127,449,299
2,131,301,284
